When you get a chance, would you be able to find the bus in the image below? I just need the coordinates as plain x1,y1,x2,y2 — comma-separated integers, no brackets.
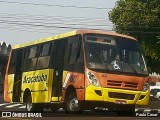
4,30,150,115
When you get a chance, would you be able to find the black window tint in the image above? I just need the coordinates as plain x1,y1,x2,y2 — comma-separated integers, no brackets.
76,42,83,63
64,35,84,73
8,51,16,74
36,43,52,69
66,36,80,64
70,41,79,64
25,58,37,71
28,46,37,58
41,43,51,56
24,46,38,71
36,56,50,69
65,44,72,63
10,51,16,63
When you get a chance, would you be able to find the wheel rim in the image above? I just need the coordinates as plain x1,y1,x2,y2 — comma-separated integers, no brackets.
69,97,79,111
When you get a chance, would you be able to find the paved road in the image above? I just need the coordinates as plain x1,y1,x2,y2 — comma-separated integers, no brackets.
0,94,159,119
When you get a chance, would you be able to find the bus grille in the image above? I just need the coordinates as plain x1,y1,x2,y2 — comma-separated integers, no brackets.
107,80,138,89
108,92,135,100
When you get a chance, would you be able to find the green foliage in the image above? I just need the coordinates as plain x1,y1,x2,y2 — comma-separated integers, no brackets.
109,0,160,73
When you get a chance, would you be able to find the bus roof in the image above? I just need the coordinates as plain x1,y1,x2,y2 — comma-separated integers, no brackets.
13,29,136,49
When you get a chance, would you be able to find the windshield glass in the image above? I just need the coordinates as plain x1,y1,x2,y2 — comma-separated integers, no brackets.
85,34,148,75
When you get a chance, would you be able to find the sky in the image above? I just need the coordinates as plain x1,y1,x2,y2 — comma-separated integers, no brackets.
0,0,118,45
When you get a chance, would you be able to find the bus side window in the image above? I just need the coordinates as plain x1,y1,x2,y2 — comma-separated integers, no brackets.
36,43,52,69
64,35,84,73
76,42,84,64
24,46,38,71
65,43,72,64
70,41,80,64
65,35,80,65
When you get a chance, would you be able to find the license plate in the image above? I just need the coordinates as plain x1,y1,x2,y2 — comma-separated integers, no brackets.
115,100,126,104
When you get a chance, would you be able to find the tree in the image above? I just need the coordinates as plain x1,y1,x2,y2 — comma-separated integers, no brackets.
109,0,160,73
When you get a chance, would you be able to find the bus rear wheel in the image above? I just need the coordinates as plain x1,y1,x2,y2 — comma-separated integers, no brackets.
66,92,83,113
25,94,43,112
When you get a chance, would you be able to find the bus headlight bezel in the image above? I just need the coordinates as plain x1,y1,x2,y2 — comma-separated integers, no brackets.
87,71,100,87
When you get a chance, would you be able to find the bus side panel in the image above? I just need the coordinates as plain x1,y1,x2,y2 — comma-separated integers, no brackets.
4,74,10,102
4,74,14,102
61,71,68,101
21,69,50,103
74,73,85,100
4,50,11,103
62,71,85,101
47,69,54,102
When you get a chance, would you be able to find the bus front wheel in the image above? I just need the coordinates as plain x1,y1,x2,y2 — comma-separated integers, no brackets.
66,92,83,113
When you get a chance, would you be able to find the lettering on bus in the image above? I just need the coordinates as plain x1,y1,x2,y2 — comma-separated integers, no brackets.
23,73,47,84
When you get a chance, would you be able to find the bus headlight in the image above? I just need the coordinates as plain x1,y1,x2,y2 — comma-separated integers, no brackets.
87,72,100,87
142,81,149,92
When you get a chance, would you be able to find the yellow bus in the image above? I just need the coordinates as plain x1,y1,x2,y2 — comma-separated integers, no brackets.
4,30,150,115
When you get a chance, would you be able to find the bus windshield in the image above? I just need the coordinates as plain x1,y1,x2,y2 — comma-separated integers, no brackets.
84,34,148,75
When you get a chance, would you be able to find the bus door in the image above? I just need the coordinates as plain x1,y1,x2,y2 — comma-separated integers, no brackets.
12,49,23,102
52,39,66,101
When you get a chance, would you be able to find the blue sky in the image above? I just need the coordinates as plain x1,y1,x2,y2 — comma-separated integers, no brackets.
0,0,118,45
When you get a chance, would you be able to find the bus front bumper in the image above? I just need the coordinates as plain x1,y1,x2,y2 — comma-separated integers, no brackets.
85,85,149,105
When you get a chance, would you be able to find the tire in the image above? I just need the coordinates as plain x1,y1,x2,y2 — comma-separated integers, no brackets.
66,92,83,114
25,94,43,112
